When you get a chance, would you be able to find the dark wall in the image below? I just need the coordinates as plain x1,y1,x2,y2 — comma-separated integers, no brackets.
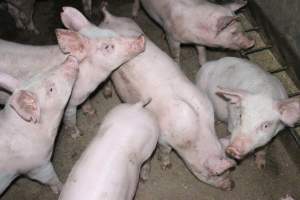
249,0,300,83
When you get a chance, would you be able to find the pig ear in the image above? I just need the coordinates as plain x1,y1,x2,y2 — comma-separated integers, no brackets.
0,72,20,93
216,16,238,34
60,7,91,31
216,86,248,105
9,90,40,123
56,29,89,60
226,0,248,12
277,96,300,127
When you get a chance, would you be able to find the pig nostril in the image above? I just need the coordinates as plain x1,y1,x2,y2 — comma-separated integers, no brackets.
226,147,241,160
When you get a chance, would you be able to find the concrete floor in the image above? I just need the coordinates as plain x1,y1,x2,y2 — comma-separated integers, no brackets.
0,0,299,200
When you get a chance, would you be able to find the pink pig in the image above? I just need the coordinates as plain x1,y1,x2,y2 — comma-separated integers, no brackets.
0,7,145,138
196,57,300,168
59,101,159,200
98,6,236,190
133,0,254,65
0,56,79,195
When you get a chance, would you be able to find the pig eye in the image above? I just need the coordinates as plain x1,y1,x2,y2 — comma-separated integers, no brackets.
261,121,272,130
46,82,56,95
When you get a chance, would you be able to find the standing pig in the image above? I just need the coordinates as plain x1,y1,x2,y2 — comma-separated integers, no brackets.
59,101,159,200
196,57,300,168
133,0,254,65
0,56,79,195
99,7,236,190
0,7,145,138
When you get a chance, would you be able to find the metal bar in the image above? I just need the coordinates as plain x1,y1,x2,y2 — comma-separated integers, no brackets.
244,26,260,32
268,66,288,74
241,45,273,56
288,92,300,97
288,128,300,148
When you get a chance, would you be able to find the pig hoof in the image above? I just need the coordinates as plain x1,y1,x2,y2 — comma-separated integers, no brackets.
64,126,82,139
255,157,266,170
219,179,235,191
140,175,149,183
71,128,82,139
161,162,172,170
82,103,97,117
103,88,113,99
50,183,63,194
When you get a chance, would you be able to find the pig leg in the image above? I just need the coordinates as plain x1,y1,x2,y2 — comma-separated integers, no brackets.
27,163,62,194
196,45,207,65
157,142,172,170
0,173,18,194
102,80,113,98
166,35,181,64
64,105,81,138
254,148,267,170
82,0,92,18
132,0,140,18
220,136,231,149
140,159,151,182
81,100,96,117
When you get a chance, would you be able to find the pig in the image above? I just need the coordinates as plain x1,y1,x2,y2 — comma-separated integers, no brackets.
0,56,79,195
0,7,145,138
3,0,39,34
132,0,254,65
196,57,300,168
58,101,159,200
98,7,236,190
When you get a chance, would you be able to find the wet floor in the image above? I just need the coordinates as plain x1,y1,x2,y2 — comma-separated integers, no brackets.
0,0,299,200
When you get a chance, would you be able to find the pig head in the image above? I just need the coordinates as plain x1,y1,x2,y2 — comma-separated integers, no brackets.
217,87,300,159
0,56,79,195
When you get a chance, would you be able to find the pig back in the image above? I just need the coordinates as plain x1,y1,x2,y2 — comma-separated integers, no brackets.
0,39,65,80
111,38,190,103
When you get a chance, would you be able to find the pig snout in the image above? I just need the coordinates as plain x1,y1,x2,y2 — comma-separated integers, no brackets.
226,136,252,159
226,146,242,160
63,56,80,80
217,178,235,191
130,35,145,53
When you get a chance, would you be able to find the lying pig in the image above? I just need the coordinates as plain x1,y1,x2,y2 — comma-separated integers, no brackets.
133,0,254,65
196,57,300,168
0,56,79,195
98,7,236,190
59,101,159,200
0,7,145,138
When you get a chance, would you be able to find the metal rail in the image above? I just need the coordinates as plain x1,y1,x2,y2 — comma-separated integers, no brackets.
239,28,300,147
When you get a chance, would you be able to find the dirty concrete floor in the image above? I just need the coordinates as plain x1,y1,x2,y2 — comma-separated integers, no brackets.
0,0,299,200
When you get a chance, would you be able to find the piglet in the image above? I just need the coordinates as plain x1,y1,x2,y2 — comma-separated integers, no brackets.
99,7,235,190
0,7,145,138
133,0,254,65
196,57,300,168
0,56,79,195
58,101,159,200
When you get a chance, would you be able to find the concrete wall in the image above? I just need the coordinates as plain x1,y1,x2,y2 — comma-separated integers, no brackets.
249,0,300,83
